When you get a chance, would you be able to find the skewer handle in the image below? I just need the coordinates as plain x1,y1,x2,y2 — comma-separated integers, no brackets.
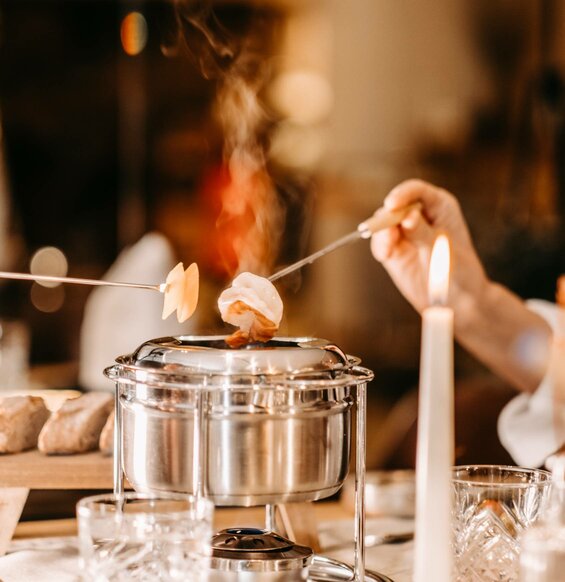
357,201,423,239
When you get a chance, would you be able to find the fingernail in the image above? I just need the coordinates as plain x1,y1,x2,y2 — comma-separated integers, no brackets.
401,209,420,230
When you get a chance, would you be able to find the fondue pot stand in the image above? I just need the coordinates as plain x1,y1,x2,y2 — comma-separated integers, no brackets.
105,336,391,582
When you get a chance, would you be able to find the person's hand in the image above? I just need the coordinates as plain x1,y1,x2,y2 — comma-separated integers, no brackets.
371,179,552,395
371,179,489,316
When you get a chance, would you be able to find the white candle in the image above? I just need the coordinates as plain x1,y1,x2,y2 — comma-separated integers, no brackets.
413,234,454,582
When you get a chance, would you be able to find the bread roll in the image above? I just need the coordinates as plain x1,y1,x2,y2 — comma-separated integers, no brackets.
38,392,113,454
99,409,114,455
0,396,50,453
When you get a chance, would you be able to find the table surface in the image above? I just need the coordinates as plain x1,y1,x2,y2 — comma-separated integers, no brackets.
4,504,413,582
13,503,350,539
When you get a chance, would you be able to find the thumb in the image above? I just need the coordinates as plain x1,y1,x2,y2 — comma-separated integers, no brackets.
370,227,400,262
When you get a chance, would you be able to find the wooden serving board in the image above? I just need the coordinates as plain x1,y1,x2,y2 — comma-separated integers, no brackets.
0,450,114,489
0,450,121,554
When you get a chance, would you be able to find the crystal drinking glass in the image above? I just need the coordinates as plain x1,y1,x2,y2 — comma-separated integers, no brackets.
452,465,552,582
77,492,213,582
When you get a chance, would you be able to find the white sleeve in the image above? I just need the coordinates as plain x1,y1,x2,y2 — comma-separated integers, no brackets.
497,299,559,468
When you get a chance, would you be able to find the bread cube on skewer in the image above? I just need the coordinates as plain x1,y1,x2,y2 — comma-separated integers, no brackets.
162,262,199,323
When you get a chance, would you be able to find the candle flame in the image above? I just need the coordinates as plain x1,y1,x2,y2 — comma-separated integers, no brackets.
428,234,450,305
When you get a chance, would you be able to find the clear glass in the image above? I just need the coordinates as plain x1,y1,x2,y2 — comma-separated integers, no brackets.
520,459,565,581
77,492,213,582
452,465,552,582
520,521,565,581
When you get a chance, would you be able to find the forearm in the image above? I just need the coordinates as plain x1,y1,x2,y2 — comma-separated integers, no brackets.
454,282,552,393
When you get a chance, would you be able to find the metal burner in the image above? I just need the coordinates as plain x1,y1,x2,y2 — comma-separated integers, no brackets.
210,528,313,580
209,529,395,582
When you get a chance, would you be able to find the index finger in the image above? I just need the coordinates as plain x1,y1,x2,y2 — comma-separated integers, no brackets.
384,179,450,224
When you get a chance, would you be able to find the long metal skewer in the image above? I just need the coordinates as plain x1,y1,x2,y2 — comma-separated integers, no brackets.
0,271,166,292
268,201,422,283
268,231,362,282
1,203,421,290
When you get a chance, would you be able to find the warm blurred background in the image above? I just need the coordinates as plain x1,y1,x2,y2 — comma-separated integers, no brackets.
1,0,565,477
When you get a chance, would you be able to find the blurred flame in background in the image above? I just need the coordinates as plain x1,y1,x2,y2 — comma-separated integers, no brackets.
269,69,333,126
30,283,65,314
29,246,68,288
269,123,327,171
214,161,281,277
29,246,68,313
268,70,332,172
121,12,148,57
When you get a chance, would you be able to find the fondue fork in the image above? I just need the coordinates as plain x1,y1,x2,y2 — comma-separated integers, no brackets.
0,271,167,292
0,203,421,290
268,201,422,282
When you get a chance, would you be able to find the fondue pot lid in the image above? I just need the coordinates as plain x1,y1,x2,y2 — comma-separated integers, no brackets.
105,335,374,387
118,335,355,375
211,528,313,572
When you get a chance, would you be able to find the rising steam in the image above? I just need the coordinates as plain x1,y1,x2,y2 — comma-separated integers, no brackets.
171,0,239,78
172,0,285,276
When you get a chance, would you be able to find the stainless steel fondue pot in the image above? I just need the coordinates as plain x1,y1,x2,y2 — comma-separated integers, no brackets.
105,336,372,506
106,335,377,582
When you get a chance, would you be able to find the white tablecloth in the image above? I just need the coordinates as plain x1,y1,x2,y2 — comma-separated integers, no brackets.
0,537,80,582
319,517,413,582
0,518,413,582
